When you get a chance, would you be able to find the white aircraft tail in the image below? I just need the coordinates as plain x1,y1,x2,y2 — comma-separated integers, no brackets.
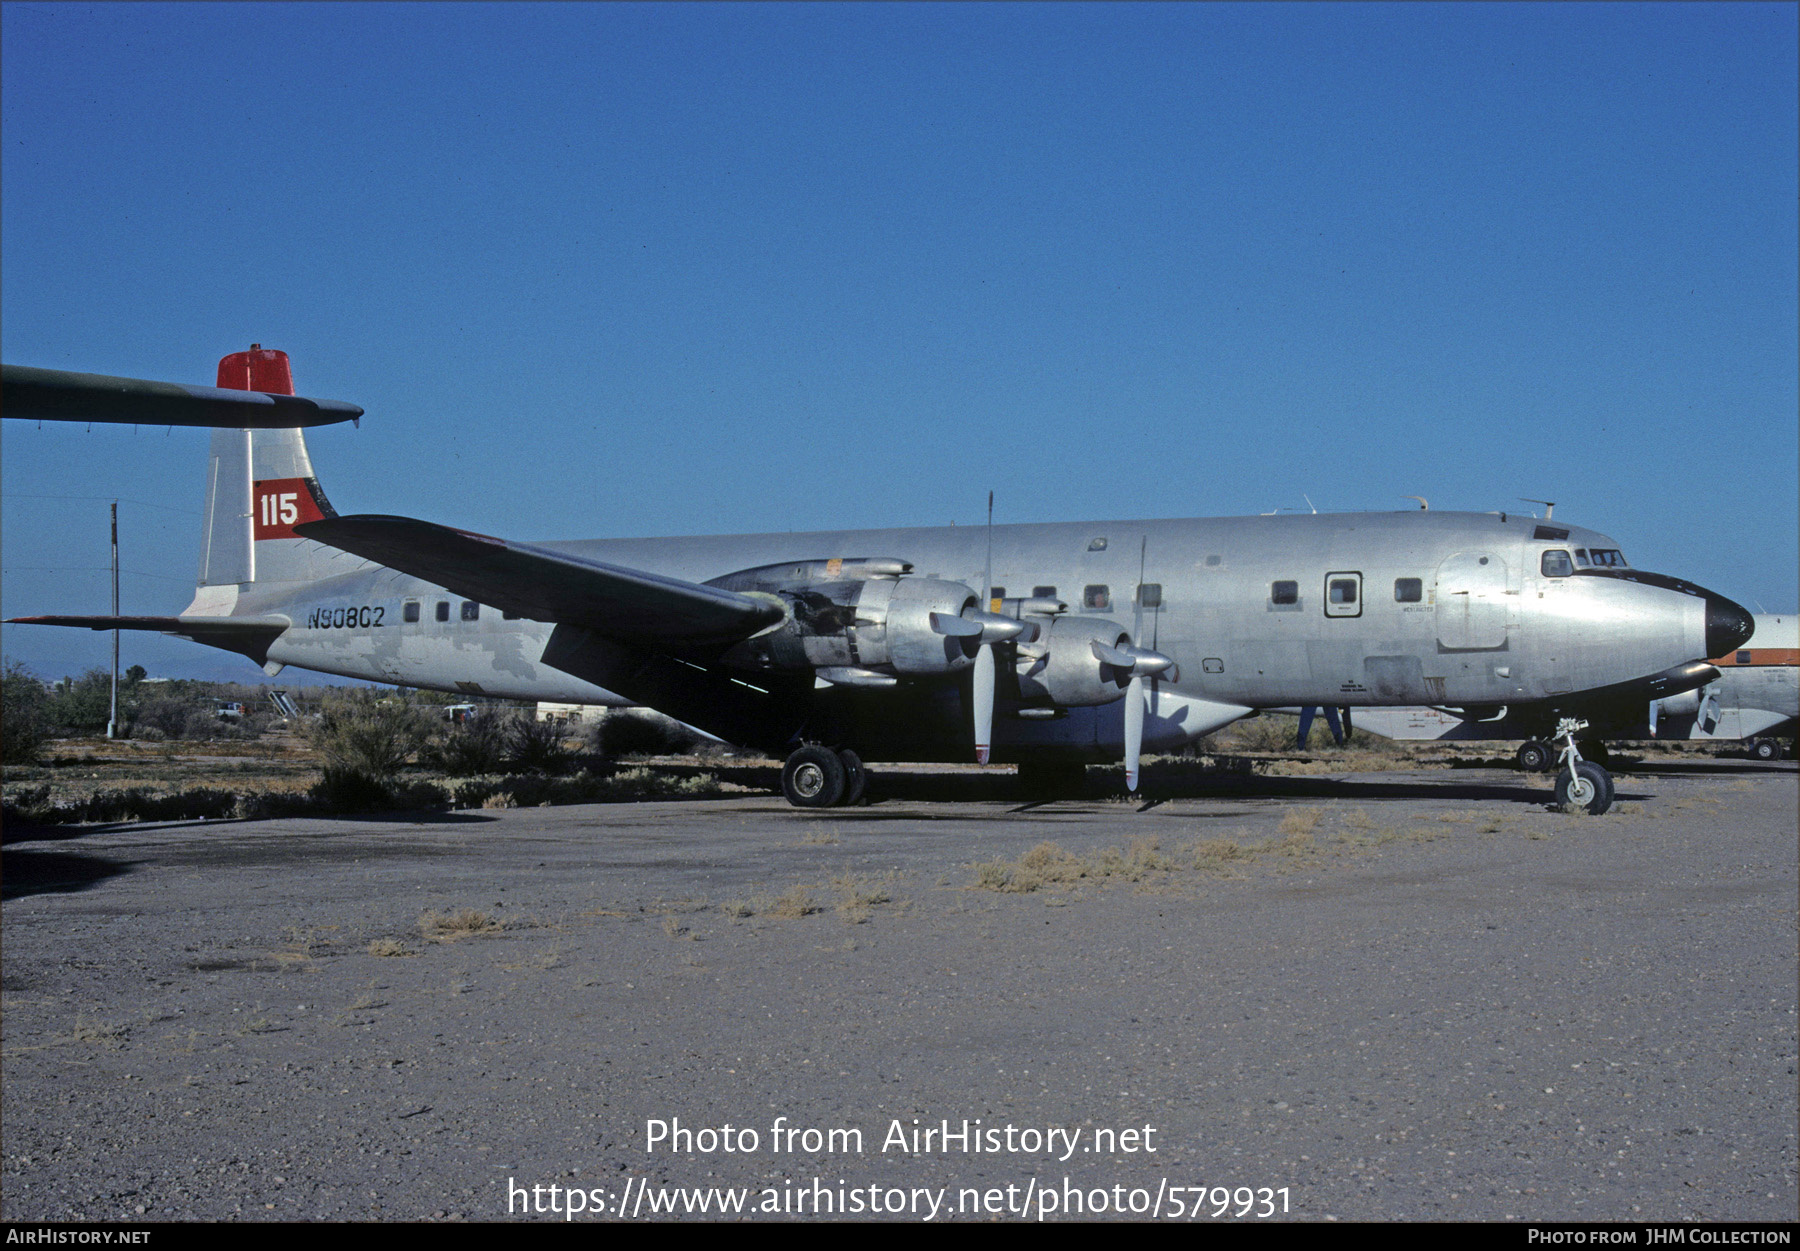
187,347,361,614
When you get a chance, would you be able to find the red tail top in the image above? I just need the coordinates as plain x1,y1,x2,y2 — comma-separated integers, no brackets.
216,345,294,395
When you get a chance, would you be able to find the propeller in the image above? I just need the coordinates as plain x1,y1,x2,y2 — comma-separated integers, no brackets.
975,492,996,764
1120,536,1178,793
1696,684,1721,736
928,492,1023,763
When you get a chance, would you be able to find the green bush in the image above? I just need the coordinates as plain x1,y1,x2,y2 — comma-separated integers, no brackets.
306,691,430,808
507,715,572,774
422,708,511,776
132,695,201,740
3,661,49,764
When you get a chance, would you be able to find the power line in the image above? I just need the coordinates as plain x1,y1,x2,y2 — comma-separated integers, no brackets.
2,494,202,517
5,566,191,582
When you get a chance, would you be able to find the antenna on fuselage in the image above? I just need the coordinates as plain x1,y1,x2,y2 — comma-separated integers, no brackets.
1520,497,1555,520
1403,496,1429,511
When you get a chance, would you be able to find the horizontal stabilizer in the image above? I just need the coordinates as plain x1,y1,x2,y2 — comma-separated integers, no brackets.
297,515,786,645
6,615,292,665
3,364,362,428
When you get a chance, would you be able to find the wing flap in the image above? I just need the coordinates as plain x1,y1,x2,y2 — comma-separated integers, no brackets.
297,515,785,645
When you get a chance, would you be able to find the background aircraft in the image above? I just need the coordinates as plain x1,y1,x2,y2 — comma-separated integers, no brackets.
5,349,1756,812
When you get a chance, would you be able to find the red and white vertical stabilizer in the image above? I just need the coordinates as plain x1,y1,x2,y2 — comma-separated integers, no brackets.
186,347,363,614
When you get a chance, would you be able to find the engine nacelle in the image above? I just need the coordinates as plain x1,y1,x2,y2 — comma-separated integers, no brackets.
872,577,982,675
1014,615,1133,707
710,563,981,678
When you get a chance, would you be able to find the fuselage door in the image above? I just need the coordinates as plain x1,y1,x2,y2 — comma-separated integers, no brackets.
1435,551,1509,649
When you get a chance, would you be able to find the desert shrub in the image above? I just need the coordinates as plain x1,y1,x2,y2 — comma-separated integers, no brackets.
422,707,510,776
1215,713,1303,753
311,765,398,812
443,766,722,808
588,710,707,759
2,661,49,764
309,692,429,778
307,691,430,810
506,715,572,774
132,696,201,741
3,785,240,825
39,669,114,734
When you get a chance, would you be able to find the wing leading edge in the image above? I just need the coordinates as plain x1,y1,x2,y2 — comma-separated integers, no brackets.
2,364,362,429
5,615,292,665
296,515,786,646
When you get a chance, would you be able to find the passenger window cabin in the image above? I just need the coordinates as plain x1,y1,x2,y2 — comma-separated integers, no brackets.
1394,578,1422,602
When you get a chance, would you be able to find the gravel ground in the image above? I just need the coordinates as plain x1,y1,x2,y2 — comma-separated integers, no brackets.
2,758,1794,1223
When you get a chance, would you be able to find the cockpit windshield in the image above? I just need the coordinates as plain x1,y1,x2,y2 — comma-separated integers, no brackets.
1574,548,1628,569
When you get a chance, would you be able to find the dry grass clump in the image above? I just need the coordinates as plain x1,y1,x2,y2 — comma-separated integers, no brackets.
832,873,896,923
1277,807,1322,837
418,908,502,941
1190,838,1244,868
765,886,821,918
70,1016,129,1046
973,838,1189,893
367,937,416,957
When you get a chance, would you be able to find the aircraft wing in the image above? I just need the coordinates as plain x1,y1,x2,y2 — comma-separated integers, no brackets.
2,364,362,428
297,515,785,646
5,615,293,664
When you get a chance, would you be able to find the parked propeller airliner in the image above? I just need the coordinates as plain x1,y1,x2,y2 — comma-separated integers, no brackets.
4,348,1756,812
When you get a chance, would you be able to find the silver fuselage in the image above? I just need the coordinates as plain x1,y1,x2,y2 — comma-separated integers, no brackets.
241,510,1721,761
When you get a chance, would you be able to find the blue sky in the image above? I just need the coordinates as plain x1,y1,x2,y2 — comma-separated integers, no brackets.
4,1,1795,682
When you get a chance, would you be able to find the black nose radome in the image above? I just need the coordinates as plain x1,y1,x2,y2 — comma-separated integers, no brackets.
1705,593,1755,659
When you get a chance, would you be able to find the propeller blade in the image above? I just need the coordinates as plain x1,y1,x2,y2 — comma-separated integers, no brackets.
1124,672,1145,792
983,491,994,608
973,643,995,764
1647,698,1660,738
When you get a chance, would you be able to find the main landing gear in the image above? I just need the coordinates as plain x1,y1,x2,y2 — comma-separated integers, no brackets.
780,744,868,808
1515,739,1555,773
1550,718,1613,815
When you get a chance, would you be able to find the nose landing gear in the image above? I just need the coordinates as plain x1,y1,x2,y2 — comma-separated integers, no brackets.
1551,718,1614,814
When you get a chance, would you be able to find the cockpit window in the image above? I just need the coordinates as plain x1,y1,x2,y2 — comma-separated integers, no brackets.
1540,550,1574,578
1589,548,1627,567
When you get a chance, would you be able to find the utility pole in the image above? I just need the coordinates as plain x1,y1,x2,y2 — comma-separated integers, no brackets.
108,500,119,739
